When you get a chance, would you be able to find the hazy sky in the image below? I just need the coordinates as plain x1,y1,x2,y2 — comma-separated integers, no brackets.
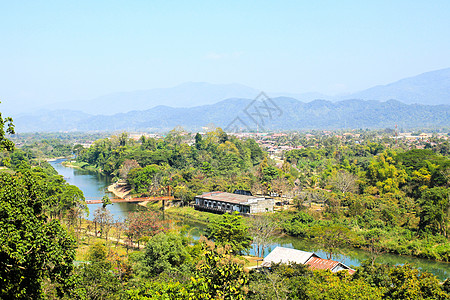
1,0,449,111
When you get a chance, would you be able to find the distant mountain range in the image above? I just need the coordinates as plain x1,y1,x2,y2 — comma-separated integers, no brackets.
8,67,450,132
43,82,261,115
32,67,450,116
14,98,450,132
342,68,450,105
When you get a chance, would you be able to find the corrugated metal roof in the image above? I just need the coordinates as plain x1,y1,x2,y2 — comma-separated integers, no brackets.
305,257,339,271
195,191,265,205
305,256,355,274
263,246,317,266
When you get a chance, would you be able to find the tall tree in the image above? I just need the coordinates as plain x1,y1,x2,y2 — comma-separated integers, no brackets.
0,171,76,299
418,187,450,236
191,241,248,300
93,207,114,241
328,169,358,193
138,232,191,277
250,215,279,257
0,101,14,151
206,212,252,255
312,224,355,260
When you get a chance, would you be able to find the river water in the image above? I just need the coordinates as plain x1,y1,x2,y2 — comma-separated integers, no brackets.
49,159,142,221
50,159,450,280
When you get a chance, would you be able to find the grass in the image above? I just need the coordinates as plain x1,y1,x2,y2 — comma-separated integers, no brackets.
164,206,222,225
75,236,133,261
66,219,138,261
242,255,264,268
75,234,137,262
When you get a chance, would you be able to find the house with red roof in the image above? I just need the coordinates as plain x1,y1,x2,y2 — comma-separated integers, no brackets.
260,247,355,275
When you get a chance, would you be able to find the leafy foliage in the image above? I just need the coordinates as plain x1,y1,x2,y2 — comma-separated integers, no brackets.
137,232,191,277
0,102,14,151
206,212,252,255
190,241,249,300
0,171,76,299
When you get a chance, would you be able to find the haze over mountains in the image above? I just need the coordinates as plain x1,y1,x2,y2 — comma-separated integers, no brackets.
340,68,450,105
7,68,450,132
44,82,262,116
13,98,449,132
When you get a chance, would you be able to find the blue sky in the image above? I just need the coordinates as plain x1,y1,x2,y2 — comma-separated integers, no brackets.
1,0,449,111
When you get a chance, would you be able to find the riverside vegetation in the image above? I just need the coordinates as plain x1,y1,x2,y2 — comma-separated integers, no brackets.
71,128,450,262
1,116,450,298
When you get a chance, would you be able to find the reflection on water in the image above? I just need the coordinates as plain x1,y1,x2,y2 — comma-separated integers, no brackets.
49,159,142,221
180,220,450,281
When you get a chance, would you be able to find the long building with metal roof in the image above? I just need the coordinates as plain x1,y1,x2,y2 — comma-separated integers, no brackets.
194,191,274,214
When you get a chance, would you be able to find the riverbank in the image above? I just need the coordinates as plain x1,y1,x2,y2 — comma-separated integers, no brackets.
108,181,131,199
46,156,72,162
174,211,450,280
62,160,101,172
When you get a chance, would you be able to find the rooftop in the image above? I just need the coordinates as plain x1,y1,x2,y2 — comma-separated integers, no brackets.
306,256,355,274
196,191,265,205
305,257,339,271
262,246,317,266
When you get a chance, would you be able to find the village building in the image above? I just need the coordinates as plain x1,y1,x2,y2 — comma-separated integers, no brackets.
260,246,355,274
305,256,355,275
261,246,318,267
194,191,274,214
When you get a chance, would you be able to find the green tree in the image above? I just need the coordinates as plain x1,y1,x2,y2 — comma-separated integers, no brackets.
305,270,383,300
366,151,407,195
72,242,123,300
386,264,448,300
88,241,108,263
138,232,191,277
0,171,76,299
195,132,204,150
190,241,248,300
418,187,450,236
262,165,279,183
206,212,252,255
362,228,386,265
127,164,160,194
72,143,84,158
0,101,14,151
101,195,112,208
59,184,87,219
312,224,356,260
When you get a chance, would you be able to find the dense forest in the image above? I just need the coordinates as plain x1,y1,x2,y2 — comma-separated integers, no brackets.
1,112,450,299
76,129,266,201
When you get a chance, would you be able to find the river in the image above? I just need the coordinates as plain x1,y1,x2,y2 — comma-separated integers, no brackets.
49,159,143,221
50,159,450,280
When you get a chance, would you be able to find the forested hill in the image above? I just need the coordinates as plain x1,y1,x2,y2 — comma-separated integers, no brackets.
14,98,450,132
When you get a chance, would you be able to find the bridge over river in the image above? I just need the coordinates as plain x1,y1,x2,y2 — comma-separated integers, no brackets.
85,196,175,204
